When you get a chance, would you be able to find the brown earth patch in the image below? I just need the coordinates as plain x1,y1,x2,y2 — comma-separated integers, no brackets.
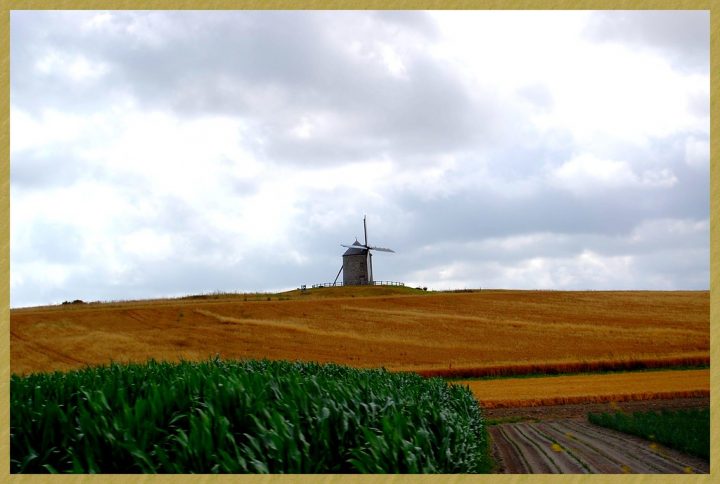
483,396,710,422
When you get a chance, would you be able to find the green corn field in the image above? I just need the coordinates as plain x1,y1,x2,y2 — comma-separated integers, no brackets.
11,357,492,473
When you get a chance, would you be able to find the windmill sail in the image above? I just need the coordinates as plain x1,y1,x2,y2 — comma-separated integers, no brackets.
367,245,394,253
341,244,394,253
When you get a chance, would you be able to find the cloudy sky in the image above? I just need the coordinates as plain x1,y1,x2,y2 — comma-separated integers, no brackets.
10,10,709,307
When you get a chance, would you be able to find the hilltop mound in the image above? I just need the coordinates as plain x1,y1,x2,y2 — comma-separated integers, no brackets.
282,284,428,299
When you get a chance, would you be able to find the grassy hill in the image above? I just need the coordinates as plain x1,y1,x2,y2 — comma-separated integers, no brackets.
11,288,709,377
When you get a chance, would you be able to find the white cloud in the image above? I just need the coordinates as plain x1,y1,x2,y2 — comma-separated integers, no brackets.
15,261,75,287
404,249,635,290
550,153,677,195
290,116,315,139
11,108,95,153
9,11,709,306
407,250,636,291
82,12,113,30
430,11,591,90
553,154,637,189
122,229,174,260
684,136,709,168
35,51,110,82
379,43,408,78
535,45,701,143
629,218,708,245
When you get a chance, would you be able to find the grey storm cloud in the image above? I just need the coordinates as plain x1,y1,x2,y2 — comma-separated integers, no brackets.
14,222,84,264
583,10,709,72
11,149,89,188
516,84,554,112
12,10,493,167
371,10,439,37
9,10,710,307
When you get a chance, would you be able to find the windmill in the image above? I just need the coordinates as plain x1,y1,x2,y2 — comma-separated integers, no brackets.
333,216,395,286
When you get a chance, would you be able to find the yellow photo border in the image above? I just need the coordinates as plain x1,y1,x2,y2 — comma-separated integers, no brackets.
0,1,715,482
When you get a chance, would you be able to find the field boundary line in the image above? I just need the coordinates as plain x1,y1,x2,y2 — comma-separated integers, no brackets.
478,390,710,409
414,355,710,379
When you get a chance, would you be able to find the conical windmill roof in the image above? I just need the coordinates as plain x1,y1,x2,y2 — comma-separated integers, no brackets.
342,240,368,256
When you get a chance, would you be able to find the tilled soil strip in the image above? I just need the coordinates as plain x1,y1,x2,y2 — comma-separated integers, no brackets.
494,425,556,473
565,420,708,472
519,423,587,473
489,418,709,474
541,420,668,473
484,396,709,421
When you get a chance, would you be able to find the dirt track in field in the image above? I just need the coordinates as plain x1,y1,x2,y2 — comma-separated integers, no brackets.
10,288,709,376
490,418,709,474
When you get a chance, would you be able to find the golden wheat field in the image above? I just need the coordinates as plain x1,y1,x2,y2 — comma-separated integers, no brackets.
458,369,710,408
11,287,709,378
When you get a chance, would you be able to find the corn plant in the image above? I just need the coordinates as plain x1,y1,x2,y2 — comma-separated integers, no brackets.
11,357,491,473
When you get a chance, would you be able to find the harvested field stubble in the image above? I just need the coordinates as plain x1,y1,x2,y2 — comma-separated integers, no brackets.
416,355,709,379
460,369,710,408
11,289,709,376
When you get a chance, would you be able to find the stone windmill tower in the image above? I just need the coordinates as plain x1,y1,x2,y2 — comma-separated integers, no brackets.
333,216,395,285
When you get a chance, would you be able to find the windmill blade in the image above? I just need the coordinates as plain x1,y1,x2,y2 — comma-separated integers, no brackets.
367,245,395,253
363,215,368,246
341,244,369,250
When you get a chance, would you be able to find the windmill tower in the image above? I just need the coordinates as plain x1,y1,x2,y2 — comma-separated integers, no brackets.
333,216,395,285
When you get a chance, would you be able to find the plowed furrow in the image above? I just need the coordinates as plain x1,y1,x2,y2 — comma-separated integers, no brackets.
551,420,681,473
490,426,531,473
495,424,560,473
566,420,708,473
492,419,709,474
536,421,626,473
520,423,588,473
560,421,706,474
